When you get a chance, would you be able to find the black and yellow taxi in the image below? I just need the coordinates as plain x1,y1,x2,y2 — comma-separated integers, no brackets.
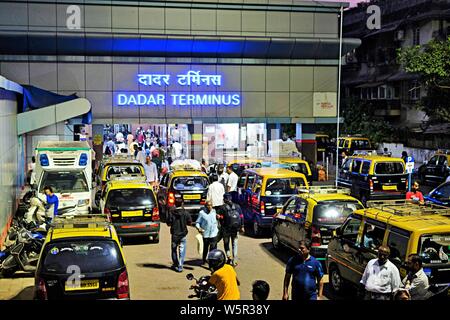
226,158,264,176
237,168,309,236
34,215,130,300
338,155,407,204
326,200,450,295
272,186,363,262
417,150,450,186
99,178,160,242
95,155,145,192
337,136,373,157
265,157,313,185
157,169,209,221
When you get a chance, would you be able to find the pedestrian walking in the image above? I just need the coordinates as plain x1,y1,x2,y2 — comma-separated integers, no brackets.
143,156,159,188
195,201,219,264
360,245,402,300
252,280,270,301
207,174,225,212
219,193,244,266
401,254,432,300
226,166,239,202
406,181,424,205
282,239,324,300
105,137,116,155
43,186,59,218
401,151,408,163
136,146,146,165
166,198,192,273
217,164,229,189
27,156,36,185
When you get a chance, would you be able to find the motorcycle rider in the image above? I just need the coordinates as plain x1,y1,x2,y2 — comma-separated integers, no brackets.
206,249,240,300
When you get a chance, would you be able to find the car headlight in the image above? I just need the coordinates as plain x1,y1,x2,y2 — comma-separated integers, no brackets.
78,199,90,206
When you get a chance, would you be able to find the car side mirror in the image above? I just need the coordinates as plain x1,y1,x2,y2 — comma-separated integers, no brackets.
186,273,194,281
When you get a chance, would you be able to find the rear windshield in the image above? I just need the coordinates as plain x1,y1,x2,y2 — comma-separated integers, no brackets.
317,136,330,148
172,177,209,191
265,178,305,195
42,240,124,274
313,201,363,224
352,139,371,149
419,234,450,264
374,162,405,175
40,171,89,193
107,188,156,207
106,165,143,180
291,163,309,176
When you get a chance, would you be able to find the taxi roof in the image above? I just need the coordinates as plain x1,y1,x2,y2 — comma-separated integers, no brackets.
170,170,208,177
339,136,370,140
107,179,150,189
268,157,308,164
103,158,143,165
227,158,263,164
302,193,361,203
353,208,450,233
348,155,404,162
244,167,306,178
50,227,114,241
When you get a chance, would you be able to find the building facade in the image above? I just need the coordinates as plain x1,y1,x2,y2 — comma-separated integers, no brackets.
342,0,450,131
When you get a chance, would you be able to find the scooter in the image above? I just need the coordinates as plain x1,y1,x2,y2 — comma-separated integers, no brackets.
0,220,44,277
186,273,217,300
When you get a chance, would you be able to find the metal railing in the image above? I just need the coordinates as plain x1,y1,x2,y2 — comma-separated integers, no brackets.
51,214,111,229
366,199,450,216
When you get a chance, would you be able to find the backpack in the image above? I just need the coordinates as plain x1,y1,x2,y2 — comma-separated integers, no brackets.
223,204,241,232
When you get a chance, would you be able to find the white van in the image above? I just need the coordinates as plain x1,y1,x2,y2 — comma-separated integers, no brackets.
33,141,93,214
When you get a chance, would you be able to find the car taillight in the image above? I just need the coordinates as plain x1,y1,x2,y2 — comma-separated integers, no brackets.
311,226,321,247
168,192,175,207
37,278,48,300
104,208,112,222
260,201,265,215
369,179,373,190
152,207,160,221
117,270,130,299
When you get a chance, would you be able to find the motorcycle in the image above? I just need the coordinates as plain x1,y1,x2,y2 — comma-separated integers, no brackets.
0,219,44,277
186,273,217,300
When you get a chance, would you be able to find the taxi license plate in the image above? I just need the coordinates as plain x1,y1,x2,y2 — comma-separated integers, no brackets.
122,210,143,217
382,185,397,191
183,194,201,200
65,279,99,291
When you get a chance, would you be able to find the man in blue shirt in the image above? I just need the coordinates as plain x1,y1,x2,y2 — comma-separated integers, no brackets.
195,201,219,265
43,186,59,217
283,239,324,300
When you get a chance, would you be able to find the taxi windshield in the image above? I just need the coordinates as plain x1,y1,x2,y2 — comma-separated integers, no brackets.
290,163,309,175
374,162,405,175
106,165,143,179
173,176,209,190
265,178,305,195
40,171,88,193
419,234,450,264
107,188,156,207
313,201,363,224
43,240,124,274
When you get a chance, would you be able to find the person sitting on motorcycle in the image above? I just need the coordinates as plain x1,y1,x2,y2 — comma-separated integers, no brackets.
206,249,240,300
24,191,47,226
43,186,59,217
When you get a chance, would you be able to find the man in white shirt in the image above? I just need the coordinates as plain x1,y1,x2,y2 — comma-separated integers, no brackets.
226,166,239,202
360,245,402,300
136,146,146,165
207,175,225,209
401,254,432,300
218,164,229,189
172,141,183,160
143,156,159,188
116,131,124,143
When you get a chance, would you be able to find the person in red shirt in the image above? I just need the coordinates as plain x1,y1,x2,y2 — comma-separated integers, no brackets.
406,181,424,204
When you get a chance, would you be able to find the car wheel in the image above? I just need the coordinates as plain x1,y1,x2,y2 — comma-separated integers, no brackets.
253,221,260,237
272,231,281,249
329,265,345,295
152,234,160,244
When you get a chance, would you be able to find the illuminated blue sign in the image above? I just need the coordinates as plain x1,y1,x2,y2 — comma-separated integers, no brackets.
115,71,241,107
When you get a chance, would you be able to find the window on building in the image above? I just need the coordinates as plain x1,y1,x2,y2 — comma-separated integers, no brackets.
379,86,386,99
393,84,400,99
386,86,393,99
371,87,378,99
361,88,367,100
413,27,421,45
409,81,420,100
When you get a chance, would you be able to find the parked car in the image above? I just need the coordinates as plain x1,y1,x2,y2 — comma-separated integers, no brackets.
337,155,407,205
99,178,160,242
326,201,450,296
237,168,309,236
158,169,209,221
417,150,450,186
34,215,129,300
425,181,450,207
272,186,363,263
